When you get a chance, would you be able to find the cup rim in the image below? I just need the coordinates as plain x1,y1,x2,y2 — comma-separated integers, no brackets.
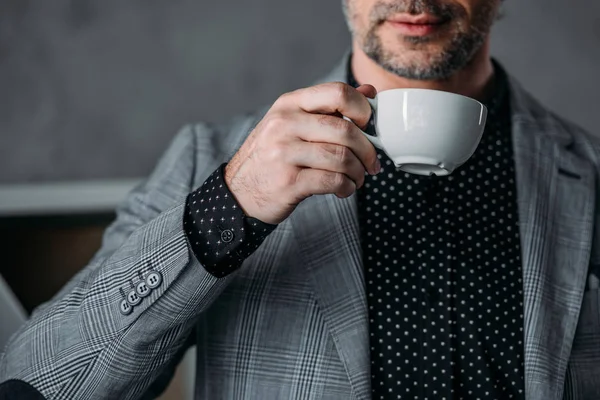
376,87,486,107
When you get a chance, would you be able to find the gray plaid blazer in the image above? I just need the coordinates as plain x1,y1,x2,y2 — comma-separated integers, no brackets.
1,51,600,400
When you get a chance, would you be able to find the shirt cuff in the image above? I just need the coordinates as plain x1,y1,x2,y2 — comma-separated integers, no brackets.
184,163,278,278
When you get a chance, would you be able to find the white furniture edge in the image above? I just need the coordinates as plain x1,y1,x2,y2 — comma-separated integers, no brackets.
0,179,142,217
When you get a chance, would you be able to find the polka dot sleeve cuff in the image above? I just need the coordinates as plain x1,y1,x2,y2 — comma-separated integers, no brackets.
184,163,278,278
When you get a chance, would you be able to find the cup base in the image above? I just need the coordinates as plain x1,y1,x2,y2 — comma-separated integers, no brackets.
392,157,456,176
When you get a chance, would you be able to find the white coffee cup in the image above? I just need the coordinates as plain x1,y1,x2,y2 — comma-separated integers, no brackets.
345,88,488,176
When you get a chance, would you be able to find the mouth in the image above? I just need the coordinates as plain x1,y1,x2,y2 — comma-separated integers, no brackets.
386,13,450,36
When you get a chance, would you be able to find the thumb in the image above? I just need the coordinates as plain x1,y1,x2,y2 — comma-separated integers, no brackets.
355,84,377,99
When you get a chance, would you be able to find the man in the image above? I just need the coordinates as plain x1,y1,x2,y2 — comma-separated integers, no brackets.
1,0,599,399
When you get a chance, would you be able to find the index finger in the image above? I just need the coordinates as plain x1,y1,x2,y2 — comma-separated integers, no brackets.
292,82,375,130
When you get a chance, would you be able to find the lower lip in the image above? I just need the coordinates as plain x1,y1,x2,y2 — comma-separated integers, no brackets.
387,21,446,36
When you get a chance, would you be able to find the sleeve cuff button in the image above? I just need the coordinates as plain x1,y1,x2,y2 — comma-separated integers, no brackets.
126,290,142,306
120,299,133,315
146,271,163,289
221,229,234,243
136,281,150,297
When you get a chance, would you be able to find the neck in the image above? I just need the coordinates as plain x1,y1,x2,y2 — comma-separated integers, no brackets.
350,39,495,102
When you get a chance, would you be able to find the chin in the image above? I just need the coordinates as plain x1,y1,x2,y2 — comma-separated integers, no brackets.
382,42,446,66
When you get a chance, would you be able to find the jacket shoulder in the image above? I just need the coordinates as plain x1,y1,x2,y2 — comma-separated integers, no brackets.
508,75,600,165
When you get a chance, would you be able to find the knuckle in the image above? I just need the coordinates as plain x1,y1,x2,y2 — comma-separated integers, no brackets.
274,168,296,189
339,119,355,137
264,113,287,133
334,145,352,165
332,82,352,103
317,114,338,130
319,144,350,168
265,143,286,162
316,113,332,128
274,91,293,107
306,84,322,97
319,172,334,190
329,172,347,189
320,115,352,136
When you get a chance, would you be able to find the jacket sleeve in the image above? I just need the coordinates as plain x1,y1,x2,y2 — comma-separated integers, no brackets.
0,124,237,399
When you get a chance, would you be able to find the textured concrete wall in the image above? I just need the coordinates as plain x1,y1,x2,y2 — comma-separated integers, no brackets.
1,0,598,183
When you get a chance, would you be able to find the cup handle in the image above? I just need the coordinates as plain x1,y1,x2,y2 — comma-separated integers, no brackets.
343,97,384,149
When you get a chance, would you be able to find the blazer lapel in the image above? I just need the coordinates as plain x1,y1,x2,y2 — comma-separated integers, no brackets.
290,193,371,400
510,80,596,400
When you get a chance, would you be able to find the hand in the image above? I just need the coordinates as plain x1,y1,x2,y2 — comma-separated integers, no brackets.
224,82,381,225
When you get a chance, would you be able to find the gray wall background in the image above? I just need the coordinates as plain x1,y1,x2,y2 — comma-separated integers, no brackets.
1,0,599,183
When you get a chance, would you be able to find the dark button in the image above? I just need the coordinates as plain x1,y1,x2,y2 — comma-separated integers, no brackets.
136,281,150,297
146,271,163,289
221,229,234,243
127,289,141,306
120,299,133,315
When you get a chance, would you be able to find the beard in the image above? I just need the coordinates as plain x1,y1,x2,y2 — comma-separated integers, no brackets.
343,0,499,80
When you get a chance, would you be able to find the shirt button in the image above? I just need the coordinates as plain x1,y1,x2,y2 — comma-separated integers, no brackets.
221,229,234,243
136,281,150,298
127,289,142,306
146,271,163,289
119,299,133,315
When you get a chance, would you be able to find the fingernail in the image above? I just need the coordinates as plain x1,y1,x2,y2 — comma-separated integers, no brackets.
372,159,381,175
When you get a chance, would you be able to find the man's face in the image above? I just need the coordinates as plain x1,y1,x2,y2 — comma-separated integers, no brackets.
343,0,502,80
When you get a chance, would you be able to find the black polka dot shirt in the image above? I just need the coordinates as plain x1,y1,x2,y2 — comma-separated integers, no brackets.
351,59,526,400
184,163,277,278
